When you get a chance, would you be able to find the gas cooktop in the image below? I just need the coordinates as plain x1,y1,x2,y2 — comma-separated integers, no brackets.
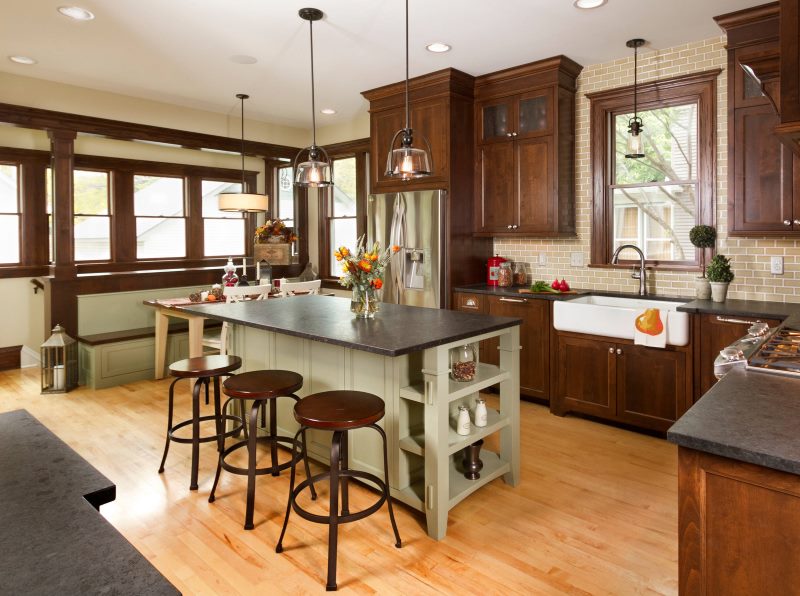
747,325,800,377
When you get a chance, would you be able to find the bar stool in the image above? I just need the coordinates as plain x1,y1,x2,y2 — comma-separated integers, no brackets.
276,390,402,591
208,370,317,530
157,355,244,490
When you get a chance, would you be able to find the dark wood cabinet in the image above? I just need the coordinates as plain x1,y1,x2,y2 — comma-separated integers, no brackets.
486,295,550,400
678,447,800,595
778,0,800,153
716,4,800,235
553,331,692,432
473,56,581,237
695,313,782,398
453,292,498,366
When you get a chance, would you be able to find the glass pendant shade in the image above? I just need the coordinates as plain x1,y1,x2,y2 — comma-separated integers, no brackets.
295,155,333,187
625,117,645,159
218,93,269,212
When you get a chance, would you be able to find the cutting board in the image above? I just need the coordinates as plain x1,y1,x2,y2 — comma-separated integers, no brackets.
518,288,578,294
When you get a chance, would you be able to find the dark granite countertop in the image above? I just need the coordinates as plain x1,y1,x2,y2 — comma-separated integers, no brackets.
0,409,178,595
178,295,521,357
453,283,589,300
668,369,800,475
677,298,800,321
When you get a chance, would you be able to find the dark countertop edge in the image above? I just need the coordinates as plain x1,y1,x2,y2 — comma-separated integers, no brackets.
177,303,522,357
677,298,800,321
454,284,693,303
667,429,800,476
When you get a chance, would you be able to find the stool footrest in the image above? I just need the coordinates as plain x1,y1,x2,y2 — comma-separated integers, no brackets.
290,470,388,525
168,414,244,445
219,435,303,477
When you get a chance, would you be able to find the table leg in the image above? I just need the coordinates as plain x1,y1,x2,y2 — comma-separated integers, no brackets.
188,316,205,358
154,310,168,379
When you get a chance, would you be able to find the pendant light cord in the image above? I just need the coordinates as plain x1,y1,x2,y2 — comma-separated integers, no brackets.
240,96,245,188
309,18,317,148
404,0,410,132
633,44,638,120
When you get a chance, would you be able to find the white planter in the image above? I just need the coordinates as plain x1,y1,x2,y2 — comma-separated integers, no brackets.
695,277,711,300
709,282,729,303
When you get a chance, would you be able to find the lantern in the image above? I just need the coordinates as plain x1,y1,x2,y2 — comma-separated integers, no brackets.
41,324,78,394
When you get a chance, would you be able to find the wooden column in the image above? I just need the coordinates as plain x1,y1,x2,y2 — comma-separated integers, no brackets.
47,129,77,278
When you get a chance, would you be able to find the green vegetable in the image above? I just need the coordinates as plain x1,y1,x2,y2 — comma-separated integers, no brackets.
531,280,560,293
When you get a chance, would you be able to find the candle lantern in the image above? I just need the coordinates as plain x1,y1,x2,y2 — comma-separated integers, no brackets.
40,324,78,394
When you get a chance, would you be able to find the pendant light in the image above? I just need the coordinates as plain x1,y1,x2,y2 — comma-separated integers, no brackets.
385,0,432,179
294,7,332,188
218,93,270,212
625,38,646,159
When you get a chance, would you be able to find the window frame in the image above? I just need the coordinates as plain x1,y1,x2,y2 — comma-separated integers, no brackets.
588,69,720,270
132,172,187,261
0,161,22,265
200,179,246,258
72,167,112,263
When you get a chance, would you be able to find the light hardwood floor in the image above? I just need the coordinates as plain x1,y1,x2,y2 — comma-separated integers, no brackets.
0,368,678,595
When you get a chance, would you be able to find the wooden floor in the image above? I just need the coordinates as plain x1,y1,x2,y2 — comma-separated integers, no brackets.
0,368,678,595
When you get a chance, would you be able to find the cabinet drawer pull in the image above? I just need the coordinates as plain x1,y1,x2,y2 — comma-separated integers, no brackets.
465,298,477,307
499,297,526,303
616,348,623,355
716,316,766,325
784,220,792,226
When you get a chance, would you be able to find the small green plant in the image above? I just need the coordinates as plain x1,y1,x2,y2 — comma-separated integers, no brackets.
689,225,716,277
706,254,734,283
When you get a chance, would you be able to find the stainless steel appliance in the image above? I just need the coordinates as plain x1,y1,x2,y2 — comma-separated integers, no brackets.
368,190,445,308
712,319,800,379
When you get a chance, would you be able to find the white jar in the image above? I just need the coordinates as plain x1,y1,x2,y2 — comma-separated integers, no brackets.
474,398,488,427
456,405,471,436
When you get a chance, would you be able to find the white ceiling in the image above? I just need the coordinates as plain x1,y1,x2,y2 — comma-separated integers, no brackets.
1,0,764,129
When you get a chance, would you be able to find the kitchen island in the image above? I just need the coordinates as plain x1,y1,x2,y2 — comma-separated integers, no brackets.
178,296,521,540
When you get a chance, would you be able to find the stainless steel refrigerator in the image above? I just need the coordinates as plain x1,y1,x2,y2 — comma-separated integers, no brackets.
367,190,445,308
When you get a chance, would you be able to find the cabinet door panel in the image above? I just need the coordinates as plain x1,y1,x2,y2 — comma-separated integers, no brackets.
478,99,514,143
616,344,685,431
488,296,549,400
732,105,794,232
516,137,553,233
516,89,553,138
477,142,517,233
554,334,615,417
411,100,448,179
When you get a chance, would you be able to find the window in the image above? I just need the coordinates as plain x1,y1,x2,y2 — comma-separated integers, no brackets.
134,174,186,259
275,166,295,228
326,157,358,278
0,163,20,264
73,169,111,261
202,180,244,256
589,70,718,268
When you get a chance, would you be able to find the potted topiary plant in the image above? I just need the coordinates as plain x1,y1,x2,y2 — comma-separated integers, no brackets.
689,225,716,299
706,254,734,302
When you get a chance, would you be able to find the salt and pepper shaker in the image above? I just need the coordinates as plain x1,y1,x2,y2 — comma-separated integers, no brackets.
474,398,488,427
456,404,471,436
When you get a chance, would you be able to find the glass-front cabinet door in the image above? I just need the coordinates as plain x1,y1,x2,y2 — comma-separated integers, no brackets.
479,99,513,143
516,89,553,138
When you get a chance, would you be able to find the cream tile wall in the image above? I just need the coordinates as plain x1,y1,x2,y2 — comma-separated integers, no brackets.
494,36,800,303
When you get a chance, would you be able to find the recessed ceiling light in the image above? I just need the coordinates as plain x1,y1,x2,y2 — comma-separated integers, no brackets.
8,55,37,65
58,6,95,20
426,42,451,53
320,108,336,115
230,55,258,65
574,0,607,8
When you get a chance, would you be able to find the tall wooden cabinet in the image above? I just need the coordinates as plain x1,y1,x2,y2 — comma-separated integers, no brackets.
473,56,582,237
716,3,800,235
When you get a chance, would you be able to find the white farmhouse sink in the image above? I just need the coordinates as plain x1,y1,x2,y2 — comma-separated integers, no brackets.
552,295,689,346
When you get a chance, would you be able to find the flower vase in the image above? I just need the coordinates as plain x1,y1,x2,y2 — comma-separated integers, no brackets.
351,285,380,318
462,439,484,480
266,235,283,244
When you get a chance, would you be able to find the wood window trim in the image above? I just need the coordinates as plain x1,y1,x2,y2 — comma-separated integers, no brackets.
318,138,369,282
588,69,721,269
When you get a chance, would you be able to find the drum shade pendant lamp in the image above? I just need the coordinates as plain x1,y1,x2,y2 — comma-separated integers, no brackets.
218,93,269,212
385,0,432,179
625,38,646,159
294,8,332,188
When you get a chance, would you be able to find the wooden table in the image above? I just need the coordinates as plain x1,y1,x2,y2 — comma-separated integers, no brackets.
144,298,207,379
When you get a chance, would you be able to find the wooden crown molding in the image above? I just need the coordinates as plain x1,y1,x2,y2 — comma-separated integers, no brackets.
585,68,723,103
714,2,779,32
361,68,475,105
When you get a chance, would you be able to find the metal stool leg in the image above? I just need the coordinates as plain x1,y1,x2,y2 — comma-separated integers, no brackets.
302,428,317,500
340,430,350,516
276,427,304,553
244,399,261,530
204,377,210,405
269,398,279,476
326,430,342,591
373,423,402,548
158,377,181,473
189,377,203,490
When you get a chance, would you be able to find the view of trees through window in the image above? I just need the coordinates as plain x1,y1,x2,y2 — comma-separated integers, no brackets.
612,103,697,262
0,164,19,264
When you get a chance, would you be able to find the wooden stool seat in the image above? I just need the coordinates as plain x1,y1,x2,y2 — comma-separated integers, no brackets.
222,370,303,399
294,390,385,430
169,355,242,378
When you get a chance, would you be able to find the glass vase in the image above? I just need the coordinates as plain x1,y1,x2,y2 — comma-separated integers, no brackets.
351,285,379,318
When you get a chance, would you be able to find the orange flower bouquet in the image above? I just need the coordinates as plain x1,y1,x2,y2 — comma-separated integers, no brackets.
254,218,297,244
335,236,399,318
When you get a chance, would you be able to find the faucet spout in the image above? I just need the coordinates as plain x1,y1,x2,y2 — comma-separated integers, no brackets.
611,244,647,296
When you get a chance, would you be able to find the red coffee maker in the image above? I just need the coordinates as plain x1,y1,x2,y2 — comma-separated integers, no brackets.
486,255,507,286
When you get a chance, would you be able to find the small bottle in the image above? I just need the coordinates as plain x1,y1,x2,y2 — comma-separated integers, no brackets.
237,258,250,286
497,262,513,287
474,398,488,427
222,257,238,287
456,405,471,436
256,259,272,286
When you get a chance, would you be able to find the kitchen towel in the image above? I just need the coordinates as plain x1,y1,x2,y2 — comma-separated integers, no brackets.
634,308,667,348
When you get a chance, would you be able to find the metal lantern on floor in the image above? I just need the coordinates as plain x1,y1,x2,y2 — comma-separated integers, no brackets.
41,324,78,394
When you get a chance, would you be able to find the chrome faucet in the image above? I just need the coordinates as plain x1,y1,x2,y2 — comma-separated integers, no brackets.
611,244,647,296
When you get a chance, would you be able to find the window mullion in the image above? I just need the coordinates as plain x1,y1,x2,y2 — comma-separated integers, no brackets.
186,176,202,260
112,170,135,263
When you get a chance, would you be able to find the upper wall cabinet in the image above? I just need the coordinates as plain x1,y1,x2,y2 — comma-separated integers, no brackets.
362,69,475,195
716,3,800,235
778,0,800,153
472,56,582,237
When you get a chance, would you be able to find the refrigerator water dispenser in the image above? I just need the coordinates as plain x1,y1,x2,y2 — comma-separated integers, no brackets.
404,249,425,289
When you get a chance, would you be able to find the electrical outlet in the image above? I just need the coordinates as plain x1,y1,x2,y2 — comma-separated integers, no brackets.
538,253,547,266
770,256,784,275
570,252,583,267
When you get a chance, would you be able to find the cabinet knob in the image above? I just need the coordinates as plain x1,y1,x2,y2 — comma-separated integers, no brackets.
512,132,518,137
616,348,623,355
507,224,513,229
506,132,513,137
784,220,792,226
608,347,614,354
794,220,800,226
512,224,518,229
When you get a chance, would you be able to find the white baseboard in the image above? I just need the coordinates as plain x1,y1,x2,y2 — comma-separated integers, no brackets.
20,346,40,368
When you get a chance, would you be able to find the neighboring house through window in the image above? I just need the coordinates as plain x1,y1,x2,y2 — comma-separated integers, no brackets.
0,163,20,264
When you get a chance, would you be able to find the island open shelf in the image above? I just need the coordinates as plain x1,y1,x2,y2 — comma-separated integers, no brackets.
179,296,521,540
